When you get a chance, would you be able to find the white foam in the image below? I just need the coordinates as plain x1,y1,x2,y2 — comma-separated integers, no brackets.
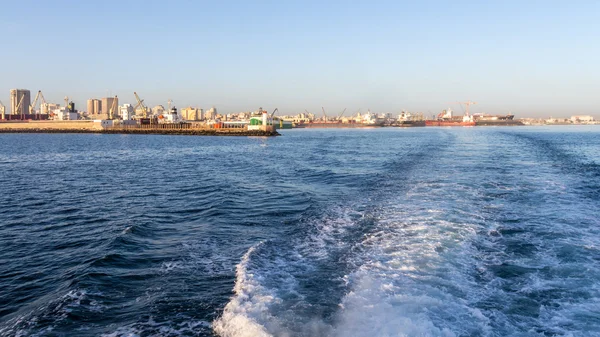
330,218,491,336
213,205,364,337
212,243,280,337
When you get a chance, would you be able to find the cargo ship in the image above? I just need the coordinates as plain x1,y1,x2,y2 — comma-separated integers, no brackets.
293,111,385,128
396,111,426,127
397,120,426,127
425,108,475,126
294,121,380,128
474,114,523,126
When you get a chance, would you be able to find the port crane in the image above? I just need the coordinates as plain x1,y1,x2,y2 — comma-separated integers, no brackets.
321,107,329,122
337,108,347,120
109,95,118,119
270,108,278,118
134,92,148,118
14,94,25,118
450,101,477,116
30,90,48,117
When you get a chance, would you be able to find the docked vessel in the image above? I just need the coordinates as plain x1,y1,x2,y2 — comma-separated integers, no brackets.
425,108,475,126
396,110,425,127
473,113,523,126
475,114,515,121
398,120,426,127
361,111,386,126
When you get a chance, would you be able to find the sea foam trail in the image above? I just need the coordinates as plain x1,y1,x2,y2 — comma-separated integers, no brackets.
213,242,279,337
213,131,463,337
326,129,600,337
330,209,490,337
213,205,368,337
213,129,600,337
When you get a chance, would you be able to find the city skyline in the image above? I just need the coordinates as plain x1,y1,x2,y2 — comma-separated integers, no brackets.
2,0,599,118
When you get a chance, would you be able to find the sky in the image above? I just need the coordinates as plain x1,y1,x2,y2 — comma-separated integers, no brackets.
1,0,599,118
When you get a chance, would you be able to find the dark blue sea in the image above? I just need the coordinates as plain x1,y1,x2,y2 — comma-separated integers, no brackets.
1,126,599,337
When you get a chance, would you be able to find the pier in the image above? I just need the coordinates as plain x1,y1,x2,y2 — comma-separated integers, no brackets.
0,120,279,136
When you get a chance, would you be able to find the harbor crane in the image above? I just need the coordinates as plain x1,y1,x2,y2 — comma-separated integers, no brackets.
322,107,328,121
134,92,148,118
450,101,477,116
15,94,25,118
337,108,347,120
30,90,48,117
109,95,118,119
270,108,278,118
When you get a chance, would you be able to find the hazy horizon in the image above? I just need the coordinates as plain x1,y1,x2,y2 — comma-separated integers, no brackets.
2,0,598,118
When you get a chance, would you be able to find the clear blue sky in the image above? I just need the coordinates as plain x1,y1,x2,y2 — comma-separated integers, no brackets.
1,0,598,117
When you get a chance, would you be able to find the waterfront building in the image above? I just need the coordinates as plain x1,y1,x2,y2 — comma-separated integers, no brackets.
571,115,595,123
87,99,93,114
53,102,78,121
181,107,202,121
10,89,31,115
93,99,101,115
101,97,118,116
120,104,134,120
87,99,102,114
205,107,217,120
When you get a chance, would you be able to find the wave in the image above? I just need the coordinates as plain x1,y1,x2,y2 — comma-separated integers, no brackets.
212,242,278,337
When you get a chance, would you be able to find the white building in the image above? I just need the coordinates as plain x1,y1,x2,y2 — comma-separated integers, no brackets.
120,104,134,120
571,115,595,123
205,107,217,120
53,107,78,121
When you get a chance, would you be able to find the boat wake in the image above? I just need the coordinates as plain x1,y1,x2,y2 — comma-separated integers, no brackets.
214,129,600,337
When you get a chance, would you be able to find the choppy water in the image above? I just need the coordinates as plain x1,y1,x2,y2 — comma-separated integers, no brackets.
1,126,599,337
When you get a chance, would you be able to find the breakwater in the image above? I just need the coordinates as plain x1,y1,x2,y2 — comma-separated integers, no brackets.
0,121,279,136
0,128,278,136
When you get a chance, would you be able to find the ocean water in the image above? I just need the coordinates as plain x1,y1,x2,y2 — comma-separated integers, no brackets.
1,126,599,337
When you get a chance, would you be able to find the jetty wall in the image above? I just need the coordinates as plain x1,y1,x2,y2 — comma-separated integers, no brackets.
0,121,278,136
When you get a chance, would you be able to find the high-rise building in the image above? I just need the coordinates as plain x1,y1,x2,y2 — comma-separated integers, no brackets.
10,89,31,115
181,107,202,121
205,107,217,120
